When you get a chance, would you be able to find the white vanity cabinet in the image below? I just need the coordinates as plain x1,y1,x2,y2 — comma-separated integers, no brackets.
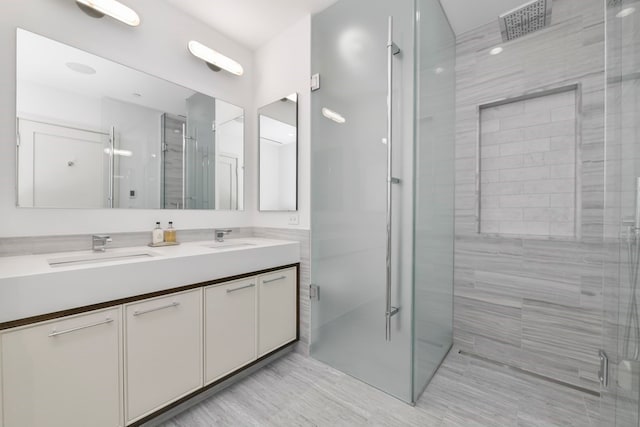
0,261,298,427
124,289,202,424
204,278,257,384
258,267,297,357
0,307,123,427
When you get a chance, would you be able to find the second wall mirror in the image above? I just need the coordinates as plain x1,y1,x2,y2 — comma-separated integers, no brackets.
259,93,298,211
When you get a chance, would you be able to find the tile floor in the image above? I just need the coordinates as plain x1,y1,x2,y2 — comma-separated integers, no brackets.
160,348,601,427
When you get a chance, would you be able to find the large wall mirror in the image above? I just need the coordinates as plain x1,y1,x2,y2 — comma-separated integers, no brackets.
16,28,244,210
259,94,298,211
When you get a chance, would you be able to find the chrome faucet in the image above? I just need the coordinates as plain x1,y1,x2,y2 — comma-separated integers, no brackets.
92,235,112,252
214,229,232,242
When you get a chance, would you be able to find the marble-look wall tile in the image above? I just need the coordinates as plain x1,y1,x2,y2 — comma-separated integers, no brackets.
0,227,254,257
453,0,605,397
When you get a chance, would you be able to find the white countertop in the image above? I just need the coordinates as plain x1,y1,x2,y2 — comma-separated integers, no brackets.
0,238,300,324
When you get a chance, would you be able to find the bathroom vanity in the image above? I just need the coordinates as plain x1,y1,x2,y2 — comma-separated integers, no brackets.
0,238,300,427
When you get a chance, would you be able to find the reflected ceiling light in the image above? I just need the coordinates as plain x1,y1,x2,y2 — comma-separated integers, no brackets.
489,46,504,55
104,148,133,157
434,67,445,74
75,0,140,26
188,40,244,76
66,62,96,74
617,7,636,18
322,107,346,124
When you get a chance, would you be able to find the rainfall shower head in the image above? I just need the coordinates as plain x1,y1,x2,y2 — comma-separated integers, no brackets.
499,0,552,42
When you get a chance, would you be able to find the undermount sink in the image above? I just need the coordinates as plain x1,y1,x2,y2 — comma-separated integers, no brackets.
48,250,157,268
204,241,257,251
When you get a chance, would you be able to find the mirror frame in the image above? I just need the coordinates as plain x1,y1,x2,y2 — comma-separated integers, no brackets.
258,93,298,212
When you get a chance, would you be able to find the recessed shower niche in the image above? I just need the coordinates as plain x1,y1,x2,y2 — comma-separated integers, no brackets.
478,85,579,238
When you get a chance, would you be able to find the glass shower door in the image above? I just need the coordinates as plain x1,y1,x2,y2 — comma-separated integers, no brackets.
412,0,456,398
310,0,415,403
604,0,640,425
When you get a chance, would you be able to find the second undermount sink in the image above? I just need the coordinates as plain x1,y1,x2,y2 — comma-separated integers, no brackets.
204,241,257,251
48,250,157,268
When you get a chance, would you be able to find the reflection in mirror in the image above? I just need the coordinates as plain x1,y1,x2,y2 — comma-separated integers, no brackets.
16,28,244,210
259,94,298,211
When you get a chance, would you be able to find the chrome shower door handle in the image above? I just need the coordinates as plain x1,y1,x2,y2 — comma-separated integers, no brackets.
386,16,401,342
182,123,187,209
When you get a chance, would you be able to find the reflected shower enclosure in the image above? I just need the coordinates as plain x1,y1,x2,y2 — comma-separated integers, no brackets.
161,96,244,210
310,0,455,403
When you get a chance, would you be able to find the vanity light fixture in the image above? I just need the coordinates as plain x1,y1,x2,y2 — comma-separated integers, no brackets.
322,107,346,124
187,40,244,76
75,0,141,26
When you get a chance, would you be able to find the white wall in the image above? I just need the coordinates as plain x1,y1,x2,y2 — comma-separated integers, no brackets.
17,81,103,130
253,16,311,229
0,0,255,237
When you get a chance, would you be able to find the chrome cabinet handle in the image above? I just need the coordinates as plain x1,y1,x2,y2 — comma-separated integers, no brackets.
133,301,180,317
386,16,401,342
48,318,113,337
263,275,287,284
226,283,255,294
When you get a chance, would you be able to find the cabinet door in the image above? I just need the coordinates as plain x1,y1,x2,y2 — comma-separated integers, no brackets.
204,278,256,385
1,307,122,427
125,289,202,423
258,267,297,357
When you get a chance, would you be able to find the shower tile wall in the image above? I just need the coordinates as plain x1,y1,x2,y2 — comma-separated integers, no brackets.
454,0,605,393
163,114,185,209
479,89,577,237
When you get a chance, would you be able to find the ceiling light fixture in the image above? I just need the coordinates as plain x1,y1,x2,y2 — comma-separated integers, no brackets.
489,46,504,55
322,107,346,124
66,62,96,74
187,40,244,76
617,7,636,18
75,0,140,26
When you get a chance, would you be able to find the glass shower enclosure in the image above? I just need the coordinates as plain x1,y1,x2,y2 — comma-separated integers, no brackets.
310,0,455,403
604,0,640,425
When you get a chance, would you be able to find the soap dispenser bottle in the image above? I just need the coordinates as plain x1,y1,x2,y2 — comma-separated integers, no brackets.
152,221,164,245
164,221,176,243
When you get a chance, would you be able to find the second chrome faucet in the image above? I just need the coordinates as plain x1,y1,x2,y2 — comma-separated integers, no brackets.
214,229,232,242
92,235,112,252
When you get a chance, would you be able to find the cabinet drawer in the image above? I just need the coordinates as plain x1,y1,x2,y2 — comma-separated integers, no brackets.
124,289,202,423
1,307,122,427
258,267,297,356
204,278,257,384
